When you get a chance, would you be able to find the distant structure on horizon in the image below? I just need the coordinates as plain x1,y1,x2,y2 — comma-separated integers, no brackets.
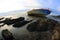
27,9,51,17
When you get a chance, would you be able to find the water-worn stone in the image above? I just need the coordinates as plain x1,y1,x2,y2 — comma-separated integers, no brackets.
27,18,57,32
13,20,33,27
0,17,25,27
1,29,15,40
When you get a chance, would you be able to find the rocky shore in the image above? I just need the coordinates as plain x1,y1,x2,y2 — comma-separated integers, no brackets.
0,9,60,40
1,17,60,40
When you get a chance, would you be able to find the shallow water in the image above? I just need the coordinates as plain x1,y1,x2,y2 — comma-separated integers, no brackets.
0,12,60,40
0,12,36,40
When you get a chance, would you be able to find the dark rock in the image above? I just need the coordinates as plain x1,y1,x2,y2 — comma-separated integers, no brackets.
0,17,25,27
27,9,51,17
27,18,57,32
13,20,33,27
1,29,15,40
27,20,40,32
4,17,25,25
0,17,4,20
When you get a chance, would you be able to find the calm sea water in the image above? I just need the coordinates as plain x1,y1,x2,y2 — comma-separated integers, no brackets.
0,12,36,40
0,12,60,40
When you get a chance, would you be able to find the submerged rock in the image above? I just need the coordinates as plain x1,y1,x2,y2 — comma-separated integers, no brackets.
1,29,15,40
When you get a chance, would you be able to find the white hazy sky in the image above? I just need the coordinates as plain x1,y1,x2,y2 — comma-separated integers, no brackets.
0,0,60,15
0,0,41,13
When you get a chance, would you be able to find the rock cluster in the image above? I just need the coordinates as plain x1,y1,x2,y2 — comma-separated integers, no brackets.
1,29,15,40
0,17,25,27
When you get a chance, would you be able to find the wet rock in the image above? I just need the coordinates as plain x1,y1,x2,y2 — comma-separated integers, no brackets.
4,17,25,25
0,17,4,20
27,18,57,32
13,20,33,27
1,29,15,40
27,20,40,32
0,17,25,27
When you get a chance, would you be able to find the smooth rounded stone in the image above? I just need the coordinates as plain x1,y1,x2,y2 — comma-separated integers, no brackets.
36,20,57,32
1,29,15,40
27,20,40,32
4,17,25,25
27,18,57,32
13,20,33,28
0,17,25,27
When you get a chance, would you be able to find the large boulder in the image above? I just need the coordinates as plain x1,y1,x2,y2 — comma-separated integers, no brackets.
27,18,57,32
27,9,51,17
